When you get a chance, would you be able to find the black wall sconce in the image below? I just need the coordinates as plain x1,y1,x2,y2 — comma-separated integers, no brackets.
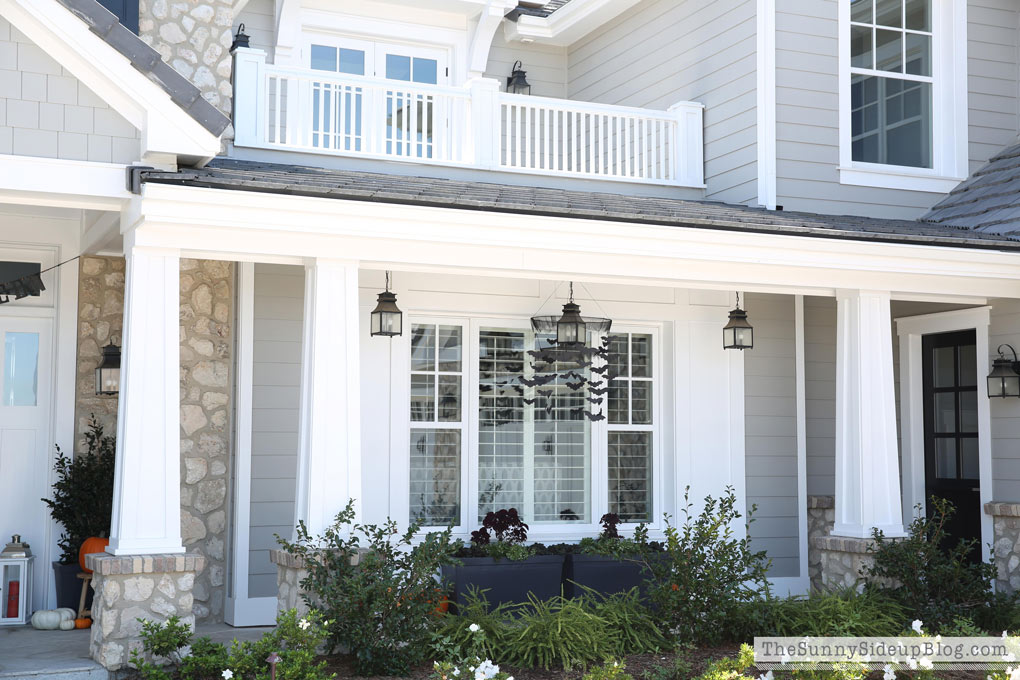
95,342,121,395
507,60,531,95
988,344,1020,398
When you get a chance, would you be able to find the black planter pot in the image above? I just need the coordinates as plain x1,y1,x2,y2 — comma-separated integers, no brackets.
565,554,651,599
53,561,92,611
442,554,565,610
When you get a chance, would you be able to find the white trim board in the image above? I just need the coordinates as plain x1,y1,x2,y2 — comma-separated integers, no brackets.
0,156,131,211
756,0,777,210
505,0,642,46
895,306,993,563
0,0,222,164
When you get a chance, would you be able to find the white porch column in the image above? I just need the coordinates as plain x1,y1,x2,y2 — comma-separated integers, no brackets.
832,289,905,539
107,245,183,555
294,259,363,537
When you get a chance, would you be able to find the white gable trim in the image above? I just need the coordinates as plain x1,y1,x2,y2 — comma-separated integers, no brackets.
505,0,642,46
0,0,223,164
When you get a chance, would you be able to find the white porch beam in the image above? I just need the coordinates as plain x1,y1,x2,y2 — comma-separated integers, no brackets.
107,243,183,555
293,259,363,536
832,289,905,539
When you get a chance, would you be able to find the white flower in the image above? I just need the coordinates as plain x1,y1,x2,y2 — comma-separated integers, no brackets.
906,659,918,670
934,635,941,642
468,623,481,633
222,671,234,680
759,671,774,680
884,664,896,680
911,620,924,634
453,669,460,677
1009,667,1020,680
919,658,933,670
298,618,310,630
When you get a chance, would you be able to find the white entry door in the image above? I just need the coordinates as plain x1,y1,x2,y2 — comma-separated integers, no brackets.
0,315,53,613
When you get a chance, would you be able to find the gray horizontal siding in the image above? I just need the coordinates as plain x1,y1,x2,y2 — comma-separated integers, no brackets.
566,0,758,205
805,296,835,497
744,293,799,578
990,299,1020,502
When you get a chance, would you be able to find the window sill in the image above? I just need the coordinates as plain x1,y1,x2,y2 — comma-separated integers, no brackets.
838,165,966,194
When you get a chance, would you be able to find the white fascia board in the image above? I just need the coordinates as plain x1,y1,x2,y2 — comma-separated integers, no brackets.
506,0,642,46
0,155,131,210
131,183,1020,300
0,0,222,162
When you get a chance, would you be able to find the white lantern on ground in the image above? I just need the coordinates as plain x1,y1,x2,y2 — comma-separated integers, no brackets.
0,535,33,626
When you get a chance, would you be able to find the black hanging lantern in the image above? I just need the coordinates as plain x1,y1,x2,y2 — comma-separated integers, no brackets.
723,292,754,350
988,344,1020,398
370,271,403,338
530,282,611,347
230,23,251,52
506,60,532,95
95,343,121,395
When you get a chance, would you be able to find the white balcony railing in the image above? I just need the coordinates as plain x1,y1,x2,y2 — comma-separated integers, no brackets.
233,48,704,188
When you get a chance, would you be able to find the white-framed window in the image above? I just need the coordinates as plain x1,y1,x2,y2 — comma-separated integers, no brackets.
402,317,661,536
838,0,968,192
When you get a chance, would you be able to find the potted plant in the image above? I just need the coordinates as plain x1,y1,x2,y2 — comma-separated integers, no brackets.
442,508,564,609
41,418,115,610
567,513,654,599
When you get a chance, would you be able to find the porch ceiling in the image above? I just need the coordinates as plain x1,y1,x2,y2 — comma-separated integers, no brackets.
140,159,1020,252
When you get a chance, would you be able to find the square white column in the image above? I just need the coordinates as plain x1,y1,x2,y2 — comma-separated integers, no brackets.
294,259,363,536
832,289,905,539
107,246,183,555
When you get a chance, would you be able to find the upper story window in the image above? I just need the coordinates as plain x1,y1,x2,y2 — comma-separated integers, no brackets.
839,0,968,192
849,0,932,168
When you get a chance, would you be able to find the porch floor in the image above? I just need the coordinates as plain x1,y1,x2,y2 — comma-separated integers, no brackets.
0,623,273,680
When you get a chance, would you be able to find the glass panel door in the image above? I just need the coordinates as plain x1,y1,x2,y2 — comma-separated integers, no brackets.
309,40,372,151
379,47,443,158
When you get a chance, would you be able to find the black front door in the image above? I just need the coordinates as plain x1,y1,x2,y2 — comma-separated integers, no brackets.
922,329,981,560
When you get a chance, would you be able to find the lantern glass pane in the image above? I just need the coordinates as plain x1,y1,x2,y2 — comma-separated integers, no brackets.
3,332,39,406
723,326,736,348
97,366,120,395
2,562,21,619
736,326,753,347
989,375,1005,398
1007,375,1020,397
557,321,578,345
371,311,382,336
383,311,402,336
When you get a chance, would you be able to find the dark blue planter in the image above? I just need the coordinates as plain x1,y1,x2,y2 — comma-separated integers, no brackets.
565,554,651,599
441,555,566,610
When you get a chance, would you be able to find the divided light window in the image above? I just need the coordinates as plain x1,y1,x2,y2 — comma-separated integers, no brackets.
849,0,933,168
607,333,654,522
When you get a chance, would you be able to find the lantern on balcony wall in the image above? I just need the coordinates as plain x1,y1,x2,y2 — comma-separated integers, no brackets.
723,293,754,350
506,60,532,95
530,282,612,348
95,343,121,396
370,271,403,338
230,23,251,52
0,535,33,626
987,344,1020,398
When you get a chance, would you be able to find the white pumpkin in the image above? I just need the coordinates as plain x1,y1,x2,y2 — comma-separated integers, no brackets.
59,619,76,631
56,608,76,621
30,609,62,630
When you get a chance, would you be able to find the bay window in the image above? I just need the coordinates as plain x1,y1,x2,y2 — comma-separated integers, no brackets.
406,318,660,533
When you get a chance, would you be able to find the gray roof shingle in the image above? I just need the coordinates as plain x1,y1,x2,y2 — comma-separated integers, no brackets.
55,0,230,137
140,158,1020,251
922,141,1020,236
509,0,573,19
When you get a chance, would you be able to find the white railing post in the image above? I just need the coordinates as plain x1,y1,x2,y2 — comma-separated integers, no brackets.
668,101,705,187
469,77,501,169
232,47,267,147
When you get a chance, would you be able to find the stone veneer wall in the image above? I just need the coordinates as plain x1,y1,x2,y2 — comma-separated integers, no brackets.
137,0,235,117
73,256,125,451
270,550,310,618
987,502,1020,592
87,552,205,670
178,258,234,622
807,495,835,591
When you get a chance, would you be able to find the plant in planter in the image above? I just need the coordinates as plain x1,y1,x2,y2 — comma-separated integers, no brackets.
568,514,654,599
445,508,565,609
41,417,115,609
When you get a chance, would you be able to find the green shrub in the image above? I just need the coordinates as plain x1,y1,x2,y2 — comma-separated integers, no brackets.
973,591,1020,634
581,586,670,655
42,417,116,564
576,515,653,559
638,487,771,645
584,660,634,680
431,589,512,663
502,594,616,670
128,609,331,680
692,644,757,680
766,588,907,637
277,500,458,676
641,654,692,680
864,497,997,627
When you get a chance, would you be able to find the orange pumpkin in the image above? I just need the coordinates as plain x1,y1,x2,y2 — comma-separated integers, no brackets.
79,537,110,573
74,617,92,629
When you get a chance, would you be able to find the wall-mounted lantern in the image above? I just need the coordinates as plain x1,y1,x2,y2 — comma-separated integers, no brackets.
370,271,403,338
95,343,121,396
507,60,532,95
230,23,250,52
988,344,1020,398
723,293,754,350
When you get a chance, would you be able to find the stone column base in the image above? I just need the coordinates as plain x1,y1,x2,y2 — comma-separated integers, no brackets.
807,496,835,591
85,553,206,670
270,549,310,617
810,535,879,590
986,502,1020,592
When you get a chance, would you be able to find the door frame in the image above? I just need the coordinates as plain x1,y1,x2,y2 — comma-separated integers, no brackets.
896,306,992,562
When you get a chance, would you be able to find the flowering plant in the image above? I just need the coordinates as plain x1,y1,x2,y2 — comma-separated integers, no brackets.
431,621,514,680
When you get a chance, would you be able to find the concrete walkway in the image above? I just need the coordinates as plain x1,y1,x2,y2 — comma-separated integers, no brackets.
0,623,273,680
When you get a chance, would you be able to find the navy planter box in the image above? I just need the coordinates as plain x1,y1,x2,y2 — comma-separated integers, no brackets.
442,554,566,609
53,561,93,611
565,554,650,599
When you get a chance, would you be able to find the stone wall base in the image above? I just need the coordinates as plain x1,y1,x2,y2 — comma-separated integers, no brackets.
86,553,206,670
987,502,1020,592
807,495,835,591
810,535,879,590
270,549,310,618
